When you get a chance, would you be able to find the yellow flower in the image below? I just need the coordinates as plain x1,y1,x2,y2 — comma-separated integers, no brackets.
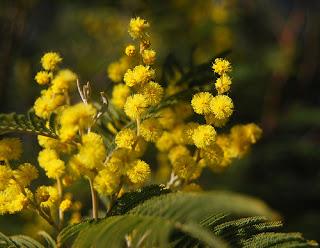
35,186,59,208
139,81,163,106
35,71,52,85
173,102,193,120
111,83,131,109
41,52,62,71
124,94,148,120
34,89,66,119
191,92,213,115
172,155,196,180
156,131,175,152
0,138,22,161
38,149,65,179
51,69,77,93
14,163,38,187
38,135,71,154
200,144,224,169
0,166,13,191
140,118,163,142
128,17,150,39
158,108,178,130
115,128,137,149
210,95,234,120
205,113,228,127
76,132,107,170
125,44,136,57
192,125,216,148
59,103,97,141
215,74,232,94
0,183,27,215
123,65,155,87
168,145,190,163
142,49,156,65
107,56,130,83
183,122,199,145
94,168,120,196
127,160,150,185
212,58,231,75
59,199,72,213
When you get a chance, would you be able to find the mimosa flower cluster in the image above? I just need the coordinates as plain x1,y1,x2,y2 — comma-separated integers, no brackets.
0,17,262,229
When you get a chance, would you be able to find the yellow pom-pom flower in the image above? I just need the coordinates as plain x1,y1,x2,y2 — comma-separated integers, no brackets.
200,144,224,169
0,166,13,191
142,49,156,65
210,95,234,120
59,199,72,213
140,118,163,142
38,149,65,179
35,71,52,85
0,183,27,215
156,131,175,152
51,69,77,93
35,186,59,208
111,83,131,109
41,52,62,71
168,145,190,163
123,65,155,87
0,138,22,161
192,125,216,148
107,56,130,83
59,103,97,141
127,160,150,185
205,113,228,127
191,92,214,115
172,155,196,180
215,74,232,94
212,58,231,75
158,108,178,130
13,163,38,187
94,168,120,196
128,17,150,39
124,94,148,120
125,44,136,57
115,128,137,149
183,122,199,145
139,81,163,106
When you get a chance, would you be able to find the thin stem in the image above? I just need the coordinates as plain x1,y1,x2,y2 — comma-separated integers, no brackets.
57,177,64,228
88,178,98,220
136,117,141,136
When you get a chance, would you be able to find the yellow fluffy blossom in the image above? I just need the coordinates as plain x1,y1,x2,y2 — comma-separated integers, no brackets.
35,186,59,208
115,128,137,149
142,49,156,65
191,92,214,115
41,52,62,71
200,144,224,169
216,134,234,167
59,103,97,141
34,89,66,119
51,69,77,93
107,56,130,83
205,113,228,127
127,160,150,185
140,118,163,142
132,137,147,158
156,131,175,152
125,44,136,57
0,166,13,190
76,132,107,170
13,163,38,187
0,183,27,214
168,145,190,163
171,125,189,145
173,102,193,120
215,74,232,94
0,138,22,161
38,135,71,153
210,95,234,120
111,83,131,109
139,81,163,106
124,65,155,87
212,58,231,75
172,155,196,180
124,94,148,120
128,17,150,39
38,149,65,179
59,199,72,213
183,122,199,144
35,71,52,85
94,168,120,196
192,125,216,148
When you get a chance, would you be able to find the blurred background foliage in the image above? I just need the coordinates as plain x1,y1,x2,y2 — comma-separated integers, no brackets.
0,0,319,240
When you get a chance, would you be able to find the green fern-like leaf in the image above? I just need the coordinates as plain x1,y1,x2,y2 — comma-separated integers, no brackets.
0,111,57,138
0,232,46,248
